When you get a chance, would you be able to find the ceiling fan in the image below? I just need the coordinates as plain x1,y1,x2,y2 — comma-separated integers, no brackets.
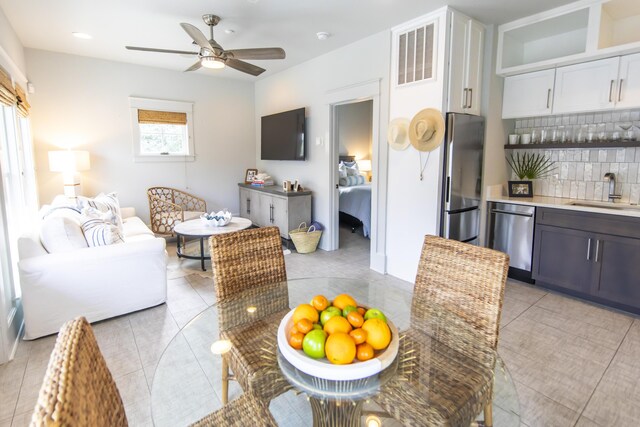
125,14,285,76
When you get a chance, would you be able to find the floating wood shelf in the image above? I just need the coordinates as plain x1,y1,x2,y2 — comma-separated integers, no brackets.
504,141,640,150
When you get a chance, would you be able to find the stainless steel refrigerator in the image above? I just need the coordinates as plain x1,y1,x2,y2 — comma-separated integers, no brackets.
439,112,484,245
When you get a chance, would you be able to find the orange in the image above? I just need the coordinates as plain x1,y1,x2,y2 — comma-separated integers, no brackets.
289,332,304,350
362,318,391,350
296,318,313,334
290,325,299,335
325,332,356,365
323,316,352,335
346,311,364,328
333,294,357,311
311,295,329,311
349,328,367,345
356,343,375,361
292,304,319,325
357,307,366,316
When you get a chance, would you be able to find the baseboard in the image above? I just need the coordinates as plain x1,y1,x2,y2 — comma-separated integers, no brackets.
370,252,386,274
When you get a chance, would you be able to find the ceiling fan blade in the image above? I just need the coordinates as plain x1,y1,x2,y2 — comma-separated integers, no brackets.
126,46,198,55
226,48,286,60
180,23,213,51
184,60,202,72
225,58,265,76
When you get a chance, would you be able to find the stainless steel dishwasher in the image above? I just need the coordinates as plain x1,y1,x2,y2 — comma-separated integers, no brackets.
488,202,536,283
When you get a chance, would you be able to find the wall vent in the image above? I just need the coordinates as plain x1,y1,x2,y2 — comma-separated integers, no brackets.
397,23,434,85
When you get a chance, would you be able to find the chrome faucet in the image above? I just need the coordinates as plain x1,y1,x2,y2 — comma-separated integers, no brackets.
604,173,622,202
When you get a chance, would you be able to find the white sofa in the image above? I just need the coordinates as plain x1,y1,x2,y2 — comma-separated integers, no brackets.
18,207,168,339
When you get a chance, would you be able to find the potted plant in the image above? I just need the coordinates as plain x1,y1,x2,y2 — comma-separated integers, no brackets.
506,152,555,197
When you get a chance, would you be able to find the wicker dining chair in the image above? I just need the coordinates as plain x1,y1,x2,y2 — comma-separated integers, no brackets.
147,186,207,236
375,235,509,427
29,317,128,427
190,393,277,427
209,226,290,405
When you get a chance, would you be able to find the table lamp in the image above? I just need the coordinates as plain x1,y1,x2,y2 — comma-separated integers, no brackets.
48,150,90,197
358,159,372,181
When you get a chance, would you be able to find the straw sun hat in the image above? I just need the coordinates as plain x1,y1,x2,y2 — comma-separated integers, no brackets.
408,108,445,152
387,118,410,151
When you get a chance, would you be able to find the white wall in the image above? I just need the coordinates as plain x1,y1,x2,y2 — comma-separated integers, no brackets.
25,49,256,222
0,6,26,79
385,8,449,282
254,32,390,251
337,100,372,160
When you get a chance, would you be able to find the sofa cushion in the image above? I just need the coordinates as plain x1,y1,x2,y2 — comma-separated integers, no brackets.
123,216,154,238
40,216,88,253
80,209,125,247
124,233,156,243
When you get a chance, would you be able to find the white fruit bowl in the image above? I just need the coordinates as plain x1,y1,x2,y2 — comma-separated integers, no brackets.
277,308,399,381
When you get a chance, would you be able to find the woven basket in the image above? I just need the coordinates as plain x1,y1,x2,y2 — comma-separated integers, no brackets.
289,222,322,253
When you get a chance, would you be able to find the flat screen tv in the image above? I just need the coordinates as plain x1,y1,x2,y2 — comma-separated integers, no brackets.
261,107,306,161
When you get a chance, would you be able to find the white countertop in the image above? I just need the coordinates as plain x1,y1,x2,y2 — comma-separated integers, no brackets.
486,194,640,218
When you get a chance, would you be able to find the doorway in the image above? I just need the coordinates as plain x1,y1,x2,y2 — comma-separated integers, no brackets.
326,79,387,273
334,100,373,255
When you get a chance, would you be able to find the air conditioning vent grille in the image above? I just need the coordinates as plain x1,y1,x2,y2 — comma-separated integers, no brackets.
397,23,434,86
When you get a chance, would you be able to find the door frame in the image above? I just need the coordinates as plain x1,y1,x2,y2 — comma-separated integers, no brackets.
325,79,388,273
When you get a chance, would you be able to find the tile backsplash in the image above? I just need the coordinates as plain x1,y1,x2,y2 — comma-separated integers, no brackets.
510,109,640,204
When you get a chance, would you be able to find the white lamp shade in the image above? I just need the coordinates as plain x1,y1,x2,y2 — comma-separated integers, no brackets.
48,150,90,172
358,159,372,172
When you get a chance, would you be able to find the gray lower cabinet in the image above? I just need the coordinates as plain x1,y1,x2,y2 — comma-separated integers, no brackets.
595,234,640,306
238,184,312,239
533,207,640,313
533,225,597,294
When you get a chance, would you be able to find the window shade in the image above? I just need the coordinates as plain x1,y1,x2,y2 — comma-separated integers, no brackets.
0,66,16,107
137,109,187,125
15,84,30,117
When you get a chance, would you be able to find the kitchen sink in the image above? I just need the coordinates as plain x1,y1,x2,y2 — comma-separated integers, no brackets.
567,201,640,211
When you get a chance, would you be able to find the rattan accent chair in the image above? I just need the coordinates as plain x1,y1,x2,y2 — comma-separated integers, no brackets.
147,186,207,236
30,317,128,427
209,226,290,404
190,393,277,427
375,235,509,427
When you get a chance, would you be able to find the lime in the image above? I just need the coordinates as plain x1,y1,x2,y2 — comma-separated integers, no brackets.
342,305,358,317
364,308,387,323
320,307,341,325
302,329,327,359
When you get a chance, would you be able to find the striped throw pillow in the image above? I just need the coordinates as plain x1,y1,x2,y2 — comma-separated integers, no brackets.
80,208,124,247
339,175,365,186
77,192,123,233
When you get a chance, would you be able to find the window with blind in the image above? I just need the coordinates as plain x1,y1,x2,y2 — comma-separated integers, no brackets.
129,98,195,161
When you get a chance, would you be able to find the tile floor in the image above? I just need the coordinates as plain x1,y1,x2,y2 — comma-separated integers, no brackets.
1,225,638,427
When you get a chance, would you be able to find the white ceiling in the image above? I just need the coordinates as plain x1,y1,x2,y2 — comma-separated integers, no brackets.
0,0,576,80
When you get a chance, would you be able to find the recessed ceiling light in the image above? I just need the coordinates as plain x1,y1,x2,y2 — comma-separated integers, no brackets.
316,32,330,41
224,29,235,35
72,32,92,40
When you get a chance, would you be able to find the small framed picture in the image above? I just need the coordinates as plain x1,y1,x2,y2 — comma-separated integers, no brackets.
508,181,533,198
245,169,258,184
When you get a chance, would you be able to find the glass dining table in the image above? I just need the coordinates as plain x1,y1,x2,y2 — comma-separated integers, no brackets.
150,278,520,426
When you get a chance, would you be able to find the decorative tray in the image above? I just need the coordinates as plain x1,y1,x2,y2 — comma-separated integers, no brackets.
276,308,399,381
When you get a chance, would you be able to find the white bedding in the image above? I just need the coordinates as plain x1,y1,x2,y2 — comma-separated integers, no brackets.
339,184,371,237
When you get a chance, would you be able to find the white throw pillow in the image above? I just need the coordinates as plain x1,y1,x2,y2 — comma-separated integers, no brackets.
40,216,89,253
78,192,123,232
80,208,124,247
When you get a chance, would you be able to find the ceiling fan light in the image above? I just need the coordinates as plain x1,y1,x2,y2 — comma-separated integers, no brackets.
201,57,225,69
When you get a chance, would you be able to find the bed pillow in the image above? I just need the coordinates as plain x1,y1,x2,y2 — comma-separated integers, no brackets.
339,175,366,186
338,163,348,179
80,208,125,247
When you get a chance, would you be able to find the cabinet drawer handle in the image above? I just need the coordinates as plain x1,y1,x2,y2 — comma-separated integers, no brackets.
468,88,473,109
462,88,468,109
609,80,615,103
618,79,624,102
546,89,551,109
491,209,533,218
586,238,591,261
595,239,600,263
247,199,251,214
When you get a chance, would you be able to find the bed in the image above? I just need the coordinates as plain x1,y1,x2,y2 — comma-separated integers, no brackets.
338,156,371,237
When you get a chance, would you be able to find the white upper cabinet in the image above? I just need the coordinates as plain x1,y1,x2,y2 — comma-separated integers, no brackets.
447,11,484,115
497,0,640,76
552,57,619,114
616,52,640,109
502,69,556,119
